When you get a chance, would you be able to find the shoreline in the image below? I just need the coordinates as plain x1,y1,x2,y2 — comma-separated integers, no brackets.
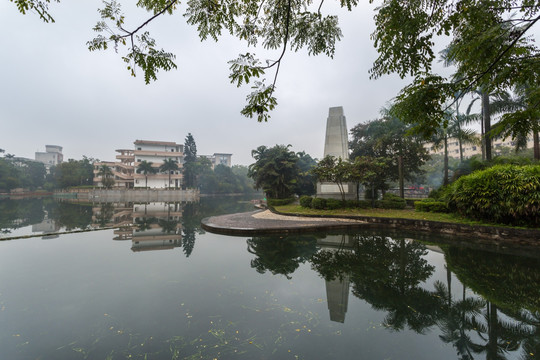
201,207,540,244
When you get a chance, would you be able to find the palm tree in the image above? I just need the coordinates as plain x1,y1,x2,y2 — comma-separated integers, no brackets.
159,158,179,189
137,160,156,188
429,110,478,185
97,164,114,189
491,85,540,160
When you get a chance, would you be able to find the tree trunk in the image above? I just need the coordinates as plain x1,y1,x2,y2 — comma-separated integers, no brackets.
482,91,492,161
456,101,464,161
443,136,449,186
398,155,404,198
534,129,539,161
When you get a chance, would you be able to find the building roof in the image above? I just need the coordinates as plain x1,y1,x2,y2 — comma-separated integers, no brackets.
134,140,179,146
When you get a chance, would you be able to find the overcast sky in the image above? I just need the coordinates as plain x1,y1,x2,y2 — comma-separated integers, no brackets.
0,0,520,165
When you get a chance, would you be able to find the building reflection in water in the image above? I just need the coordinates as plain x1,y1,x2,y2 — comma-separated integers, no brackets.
31,211,60,239
318,234,354,323
92,202,184,252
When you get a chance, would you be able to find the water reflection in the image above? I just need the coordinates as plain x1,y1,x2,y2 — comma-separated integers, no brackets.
2,197,540,359
247,233,540,359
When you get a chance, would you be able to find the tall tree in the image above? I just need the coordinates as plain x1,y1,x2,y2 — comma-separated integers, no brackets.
137,160,156,188
428,111,478,186
159,158,179,189
248,144,298,199
492,84,540,160
294,151,317,196
349,113,429,193
183,133,198,188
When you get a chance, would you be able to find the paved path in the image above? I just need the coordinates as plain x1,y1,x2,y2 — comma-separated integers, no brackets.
201,209,367,235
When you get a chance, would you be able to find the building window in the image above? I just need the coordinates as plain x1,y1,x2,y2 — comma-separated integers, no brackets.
137,147,142,150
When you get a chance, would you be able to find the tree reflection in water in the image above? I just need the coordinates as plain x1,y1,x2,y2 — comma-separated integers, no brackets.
246,232,540,359
247,235,319,279
444,246,540,360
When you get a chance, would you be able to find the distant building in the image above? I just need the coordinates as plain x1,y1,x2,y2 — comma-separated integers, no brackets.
94,140,184,189
201,153,233,169
424,133,535,159
35,145,63,170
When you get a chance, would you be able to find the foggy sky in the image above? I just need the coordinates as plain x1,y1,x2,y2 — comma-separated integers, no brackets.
0,1,510,165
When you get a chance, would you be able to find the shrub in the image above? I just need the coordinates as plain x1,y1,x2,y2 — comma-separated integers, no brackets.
311,197,326,209
414,199,448,213
428,185,451,200
376,193,406,209
267,197,295,206
447,164,540,226
357,200,372,209
299,195,313,208
325,198,343,210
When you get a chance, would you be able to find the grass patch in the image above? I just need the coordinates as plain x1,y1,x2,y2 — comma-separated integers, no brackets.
274,204,538,229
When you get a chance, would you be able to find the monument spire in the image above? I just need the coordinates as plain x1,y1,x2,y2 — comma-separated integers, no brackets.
316,106,357,200
323,106,349,160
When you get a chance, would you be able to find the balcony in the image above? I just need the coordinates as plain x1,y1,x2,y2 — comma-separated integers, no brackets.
134,150,183,157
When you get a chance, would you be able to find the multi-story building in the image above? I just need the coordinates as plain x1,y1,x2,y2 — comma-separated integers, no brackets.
35,145,63,170
94,140,184,189
425,133,535,159
201,153,233,169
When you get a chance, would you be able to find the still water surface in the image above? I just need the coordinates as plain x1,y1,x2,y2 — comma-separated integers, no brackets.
0,196,539,359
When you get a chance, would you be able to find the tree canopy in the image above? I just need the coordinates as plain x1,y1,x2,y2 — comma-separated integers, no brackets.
349,114,429,189
12,0,539,132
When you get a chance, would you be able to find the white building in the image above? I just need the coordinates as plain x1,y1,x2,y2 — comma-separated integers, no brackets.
133,140,184,188
201,153,233,169
35,145,63,170
94,140,184,189
425,133,535,159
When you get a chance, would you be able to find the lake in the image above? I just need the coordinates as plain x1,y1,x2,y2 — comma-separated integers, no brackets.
1,195,539,359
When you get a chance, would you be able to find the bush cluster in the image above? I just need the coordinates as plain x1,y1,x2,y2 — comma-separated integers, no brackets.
414,198,448,213
299,195,312,208
375,193,406,209
446,164,540,226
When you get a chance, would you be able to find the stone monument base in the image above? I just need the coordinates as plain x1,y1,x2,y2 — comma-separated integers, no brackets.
316,182,357,200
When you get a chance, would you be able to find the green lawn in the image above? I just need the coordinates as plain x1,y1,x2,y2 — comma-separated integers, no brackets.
273,204,535,229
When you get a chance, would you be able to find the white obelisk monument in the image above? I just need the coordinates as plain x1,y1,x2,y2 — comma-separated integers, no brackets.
316,106,357,200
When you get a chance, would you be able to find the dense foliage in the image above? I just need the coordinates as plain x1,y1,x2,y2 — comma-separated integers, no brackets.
446,164,540,226
349,115,429,194
50,157,95,189
199,164,257,194
248,145,316,199
0,158,46,191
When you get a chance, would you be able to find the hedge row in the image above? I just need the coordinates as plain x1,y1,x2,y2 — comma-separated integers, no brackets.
299,193,406,210
414,198,449,213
